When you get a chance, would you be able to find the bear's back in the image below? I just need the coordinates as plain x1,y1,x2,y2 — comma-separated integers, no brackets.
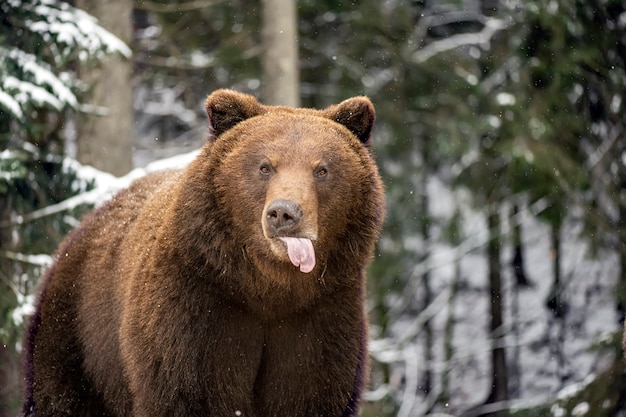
27,169,179,417
78,169,181,405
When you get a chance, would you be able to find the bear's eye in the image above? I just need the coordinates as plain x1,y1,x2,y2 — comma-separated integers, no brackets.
259,164,272,176
314,167,328,178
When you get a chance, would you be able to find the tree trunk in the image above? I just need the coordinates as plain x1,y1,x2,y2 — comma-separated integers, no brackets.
546,224,568,383
440,255,460,406
546,225,565,318
75,0,133,176
0,195,19,417
511,204,531,288
420,143,433,398
617,167,626,326
484,208,508,417
261,0,299,107
618,175,626,413
509,203,530,398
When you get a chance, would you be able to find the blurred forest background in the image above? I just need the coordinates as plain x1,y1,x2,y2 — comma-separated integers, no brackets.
2,0,626,416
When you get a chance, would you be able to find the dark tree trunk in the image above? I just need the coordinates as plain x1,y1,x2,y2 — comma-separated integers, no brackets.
617,167,626,326
546,225,567,319
508,203,529,399
511,204,531,288
440,256,460,406
545,224,568,384
419,148,433,398
484,208,508,417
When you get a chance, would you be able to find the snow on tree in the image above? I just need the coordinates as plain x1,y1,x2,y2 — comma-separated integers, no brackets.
0,0,131,122
0,1,131,414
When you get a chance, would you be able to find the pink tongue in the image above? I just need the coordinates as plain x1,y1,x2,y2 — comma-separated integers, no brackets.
278,237,316,273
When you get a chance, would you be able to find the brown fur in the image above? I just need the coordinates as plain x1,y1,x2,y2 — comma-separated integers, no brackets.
22,90,385,417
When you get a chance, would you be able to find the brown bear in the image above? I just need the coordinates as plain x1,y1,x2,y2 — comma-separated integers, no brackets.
21,89,385,417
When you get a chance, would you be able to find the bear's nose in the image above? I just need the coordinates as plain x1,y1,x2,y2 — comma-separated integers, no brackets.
266,199,303,236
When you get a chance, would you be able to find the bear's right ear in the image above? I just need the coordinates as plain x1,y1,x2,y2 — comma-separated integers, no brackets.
205,90,266,139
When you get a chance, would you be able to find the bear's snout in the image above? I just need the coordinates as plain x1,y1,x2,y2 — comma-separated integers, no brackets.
265,199,303,236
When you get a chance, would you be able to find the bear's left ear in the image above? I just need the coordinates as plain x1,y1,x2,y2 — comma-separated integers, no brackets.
205,89,266,139
325,97,375,147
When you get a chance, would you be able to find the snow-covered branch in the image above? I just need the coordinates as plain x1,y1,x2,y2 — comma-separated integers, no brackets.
0,250,53,267
135,0,225,13
15,0,132,61
0,46,78,118
412,18,513,64
0,151,199,229
0,0,132,121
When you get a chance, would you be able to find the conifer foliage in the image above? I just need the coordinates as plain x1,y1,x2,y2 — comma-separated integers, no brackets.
0,1,129,413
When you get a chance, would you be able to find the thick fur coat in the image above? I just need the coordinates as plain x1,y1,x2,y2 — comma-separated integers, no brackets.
22,90,385,417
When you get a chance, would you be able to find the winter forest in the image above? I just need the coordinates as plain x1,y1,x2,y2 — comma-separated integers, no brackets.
2,0,626,416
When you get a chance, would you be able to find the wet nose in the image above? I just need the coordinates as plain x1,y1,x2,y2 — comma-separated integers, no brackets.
266,199,303,236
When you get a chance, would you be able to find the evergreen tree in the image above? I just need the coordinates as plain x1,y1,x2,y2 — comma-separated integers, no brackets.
0,1,129,413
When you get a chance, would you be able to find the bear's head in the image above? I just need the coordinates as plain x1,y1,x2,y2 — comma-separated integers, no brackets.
181,90,384,297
